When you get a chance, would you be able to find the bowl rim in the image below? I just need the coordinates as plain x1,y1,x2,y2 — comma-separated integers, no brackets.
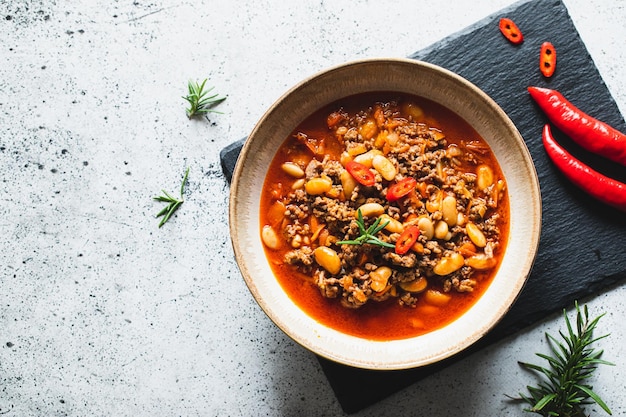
229,57,541,370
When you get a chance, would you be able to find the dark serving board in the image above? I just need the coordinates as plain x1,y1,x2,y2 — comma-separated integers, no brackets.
221,0,626,413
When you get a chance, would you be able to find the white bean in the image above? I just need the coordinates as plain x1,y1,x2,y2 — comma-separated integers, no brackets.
476,164,494,190
281,162,304,178
372,154,397,181
369,266,392,292
353,149,382,168
399,277,428,293
378,214,403,234
314,246,341,275
261,225,280,249
466,254,497,270
442,195,458,226
434,220,449,240
417,217,435,240
305,177,332,195
433,253,464,276
466,222,487,248
340,151,353,167
340,170,357,198
358,202,385,218
291,178,305,190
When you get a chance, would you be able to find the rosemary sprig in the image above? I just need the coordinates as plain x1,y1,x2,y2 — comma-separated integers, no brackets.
511,302,614,416
183,79,226,118
154,167,189,228
337,209,395,248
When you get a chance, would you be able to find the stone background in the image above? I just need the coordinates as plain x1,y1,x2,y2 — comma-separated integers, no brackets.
1,0,624,416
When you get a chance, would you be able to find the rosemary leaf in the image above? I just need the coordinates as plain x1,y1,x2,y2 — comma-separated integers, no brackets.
336,209,393,248
576,384,612,414
183,79,226,118
154,195,174,203
356,209,367,235
510,302,614,416
155,205,171,218
365,236,395,248
154,167,189,228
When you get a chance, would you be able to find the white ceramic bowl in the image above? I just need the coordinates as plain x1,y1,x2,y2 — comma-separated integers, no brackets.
229,58,541,370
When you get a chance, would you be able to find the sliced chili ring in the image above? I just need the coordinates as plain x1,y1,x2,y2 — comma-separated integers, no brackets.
498,17,523,44
345,161,376,186
386,177,417,202
539,41,556,78
395,225,420,255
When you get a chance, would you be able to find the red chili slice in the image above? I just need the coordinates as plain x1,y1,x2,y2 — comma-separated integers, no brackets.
499,18,524,44
386,177,417,201
395,226,420,255
345,161,376,186
540,42,556,77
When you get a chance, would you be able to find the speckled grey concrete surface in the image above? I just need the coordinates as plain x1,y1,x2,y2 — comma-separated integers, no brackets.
1,1,624,416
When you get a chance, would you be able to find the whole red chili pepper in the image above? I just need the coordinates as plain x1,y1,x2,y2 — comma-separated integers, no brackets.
528,86,626,166
542,124,626,212
539,42,556,77
499,18,524,44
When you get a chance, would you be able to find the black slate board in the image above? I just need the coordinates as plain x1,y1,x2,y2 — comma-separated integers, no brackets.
221,0,626,413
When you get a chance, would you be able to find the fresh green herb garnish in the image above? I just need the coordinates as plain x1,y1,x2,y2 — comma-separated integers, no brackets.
337,209,395,248
183,79,226,118
154,167,189,228
511,302,613,416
